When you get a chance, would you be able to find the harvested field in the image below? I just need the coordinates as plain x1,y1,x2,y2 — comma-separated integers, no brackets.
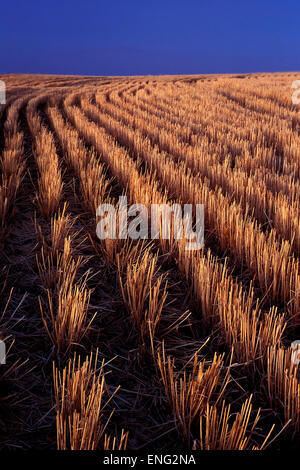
0,72,300,450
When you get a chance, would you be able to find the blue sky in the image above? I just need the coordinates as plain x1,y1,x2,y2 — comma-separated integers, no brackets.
0,0,299,75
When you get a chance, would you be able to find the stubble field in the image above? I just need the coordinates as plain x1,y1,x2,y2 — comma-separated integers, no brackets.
0,72,300,450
